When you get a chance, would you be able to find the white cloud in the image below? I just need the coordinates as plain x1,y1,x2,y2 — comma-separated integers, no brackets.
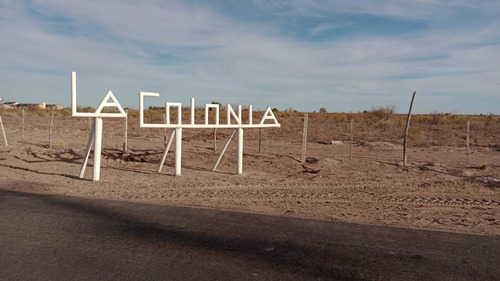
310,23,338,36
252,0,481,21
0,0,498,113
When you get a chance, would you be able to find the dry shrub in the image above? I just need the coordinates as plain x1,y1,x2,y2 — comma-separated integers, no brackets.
365,106,396,122
484,114,498,126
1,107,498,148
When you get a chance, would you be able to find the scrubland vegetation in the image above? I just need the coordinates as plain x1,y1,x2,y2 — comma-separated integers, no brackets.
1,106,498,148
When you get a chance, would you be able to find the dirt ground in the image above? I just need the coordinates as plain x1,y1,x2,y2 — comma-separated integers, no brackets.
0,112,499,237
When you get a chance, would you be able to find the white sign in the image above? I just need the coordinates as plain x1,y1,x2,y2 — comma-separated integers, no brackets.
71,72,126,118
139,92,280,176
70,71,281,180
139,92,279,128
71,72,127,181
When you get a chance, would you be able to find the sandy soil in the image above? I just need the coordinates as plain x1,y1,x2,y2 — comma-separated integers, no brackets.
0,114,499,237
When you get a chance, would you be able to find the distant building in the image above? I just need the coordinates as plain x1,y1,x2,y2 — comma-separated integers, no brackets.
47,104,64,110
17,103,46,109
1,102,63,110
1,102,18,108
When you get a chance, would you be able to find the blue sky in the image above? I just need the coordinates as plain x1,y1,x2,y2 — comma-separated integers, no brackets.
0,0,499,113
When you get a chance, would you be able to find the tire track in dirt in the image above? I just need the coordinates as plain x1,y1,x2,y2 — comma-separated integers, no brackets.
163,183,500,208
378,195,500,208
168,180,496,193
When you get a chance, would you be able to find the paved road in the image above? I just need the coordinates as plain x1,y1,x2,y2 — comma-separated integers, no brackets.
1,189,499,281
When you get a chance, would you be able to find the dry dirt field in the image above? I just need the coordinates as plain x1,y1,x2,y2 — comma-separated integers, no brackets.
1,109,499,236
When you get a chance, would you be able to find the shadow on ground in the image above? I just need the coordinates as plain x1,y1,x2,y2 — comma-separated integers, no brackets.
0,188,498,281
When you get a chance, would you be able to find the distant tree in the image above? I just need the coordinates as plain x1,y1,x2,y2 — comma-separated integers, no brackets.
272,108,279,112
319,107,327,113
209,101,222,112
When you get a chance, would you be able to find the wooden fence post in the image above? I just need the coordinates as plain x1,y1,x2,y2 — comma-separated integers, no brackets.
466,120,470,166
0,115,8,146
49,107,54,148
213,128,217,154
163,113,168,148
350,119,354,160
123,110,128,153
259,128,263,153
403,91,416,168
301,113,309,163
22,109,25,142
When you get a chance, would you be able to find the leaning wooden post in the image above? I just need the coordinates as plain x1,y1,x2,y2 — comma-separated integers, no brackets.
301,113,309,163
466,120,470,166
0,115,8,146
49,107,54,148
21,109,25,143
349,119,354,160
403,91,416,168
123,110,128,153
